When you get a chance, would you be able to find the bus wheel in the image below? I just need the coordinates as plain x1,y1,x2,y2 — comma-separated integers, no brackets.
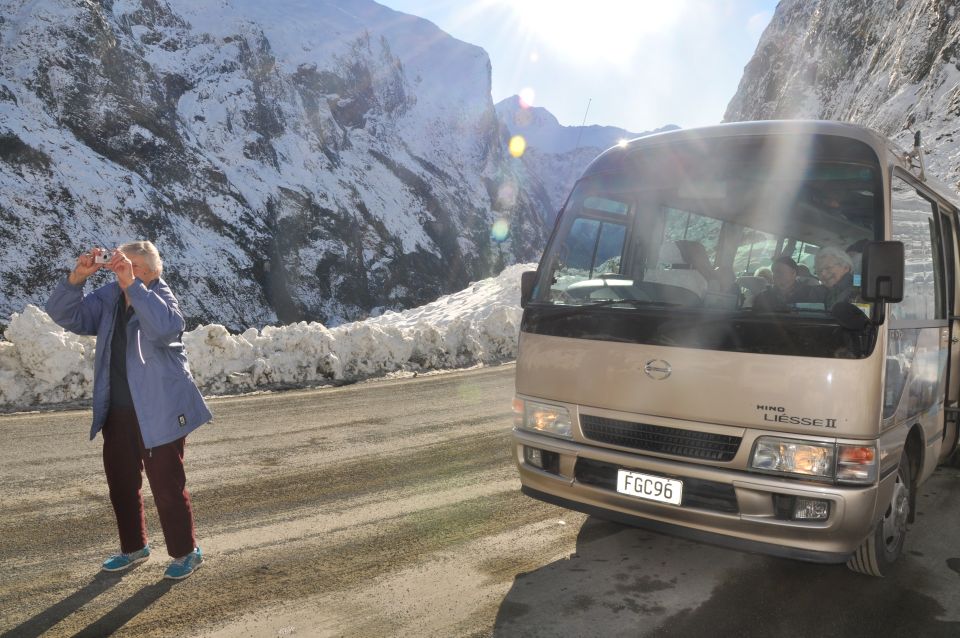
846,451,911,577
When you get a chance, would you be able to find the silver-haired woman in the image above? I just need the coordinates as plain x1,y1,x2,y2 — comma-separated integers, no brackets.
813,245,857,308
46,240,212,580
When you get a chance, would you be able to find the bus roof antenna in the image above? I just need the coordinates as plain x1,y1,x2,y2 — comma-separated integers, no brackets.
904,129,927,181
574,98,592,150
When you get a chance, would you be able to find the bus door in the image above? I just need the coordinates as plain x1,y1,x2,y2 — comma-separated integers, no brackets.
935,200,960,453
888,173,949,463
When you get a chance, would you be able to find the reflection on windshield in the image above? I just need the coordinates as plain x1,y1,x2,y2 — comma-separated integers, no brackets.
535,134,881,323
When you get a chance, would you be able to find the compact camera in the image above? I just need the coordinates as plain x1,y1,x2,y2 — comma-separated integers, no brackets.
93,250,114,264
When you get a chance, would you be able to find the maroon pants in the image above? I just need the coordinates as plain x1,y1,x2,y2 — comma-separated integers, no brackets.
101,407,196,558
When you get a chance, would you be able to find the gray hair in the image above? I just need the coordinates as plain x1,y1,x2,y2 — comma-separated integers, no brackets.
814,245,853,271
118,240,163,276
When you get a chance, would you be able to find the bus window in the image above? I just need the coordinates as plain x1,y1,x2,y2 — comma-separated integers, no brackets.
550,216,629,300
793,243,820,279
664,208,722,264
733,228,779,275
891,177,940,321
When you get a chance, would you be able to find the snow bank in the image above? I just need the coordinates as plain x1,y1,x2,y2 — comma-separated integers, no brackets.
0,264,536,411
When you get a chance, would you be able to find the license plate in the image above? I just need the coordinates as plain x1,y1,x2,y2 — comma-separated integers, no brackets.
616,469,683,505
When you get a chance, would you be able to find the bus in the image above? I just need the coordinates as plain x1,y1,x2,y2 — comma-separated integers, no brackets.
512,120,960,577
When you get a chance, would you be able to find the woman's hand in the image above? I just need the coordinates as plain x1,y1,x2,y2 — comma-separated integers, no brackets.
68,248,108,286
107,250,136,289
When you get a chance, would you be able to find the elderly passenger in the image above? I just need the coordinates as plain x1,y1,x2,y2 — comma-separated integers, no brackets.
753,266,774,287
814,245,858,307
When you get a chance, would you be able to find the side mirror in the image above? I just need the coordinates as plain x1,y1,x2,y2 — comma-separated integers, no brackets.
520,271,538,308
860,241,904,303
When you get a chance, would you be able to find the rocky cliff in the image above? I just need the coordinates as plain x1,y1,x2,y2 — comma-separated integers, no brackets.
725,0,960,191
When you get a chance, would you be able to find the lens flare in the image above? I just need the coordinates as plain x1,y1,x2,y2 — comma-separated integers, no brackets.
491,219,510,242
509,135,527,158
529,50,540,63
518,87,535,108
497,181,518,207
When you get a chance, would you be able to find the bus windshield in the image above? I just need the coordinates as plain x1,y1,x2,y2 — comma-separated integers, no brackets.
528,133,884,358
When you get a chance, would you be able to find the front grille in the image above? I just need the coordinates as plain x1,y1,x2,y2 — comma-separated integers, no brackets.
580,414,741,462
575,458,739,514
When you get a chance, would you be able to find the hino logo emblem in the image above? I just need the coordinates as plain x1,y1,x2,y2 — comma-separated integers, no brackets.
643,359,672,380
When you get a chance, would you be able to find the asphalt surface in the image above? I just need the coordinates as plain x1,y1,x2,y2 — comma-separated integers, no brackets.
0,364,958,637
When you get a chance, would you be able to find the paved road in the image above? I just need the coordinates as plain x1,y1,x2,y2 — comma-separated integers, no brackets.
1,364,958,637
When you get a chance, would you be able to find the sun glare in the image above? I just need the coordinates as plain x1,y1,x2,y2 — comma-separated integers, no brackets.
518,87,536,108
492,0,686,68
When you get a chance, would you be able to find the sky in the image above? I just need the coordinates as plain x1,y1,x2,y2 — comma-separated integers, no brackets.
378,0,779,134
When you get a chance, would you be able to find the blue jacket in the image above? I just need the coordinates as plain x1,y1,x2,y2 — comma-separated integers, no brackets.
46,275,212,448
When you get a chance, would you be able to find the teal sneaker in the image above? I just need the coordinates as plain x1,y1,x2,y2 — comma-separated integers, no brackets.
163,547,203,580
102,546,150,572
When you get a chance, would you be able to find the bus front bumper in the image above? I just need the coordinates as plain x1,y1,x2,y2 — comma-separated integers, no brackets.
513,430,887,563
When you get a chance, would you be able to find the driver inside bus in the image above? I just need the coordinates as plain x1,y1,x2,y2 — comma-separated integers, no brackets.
813,245,858,307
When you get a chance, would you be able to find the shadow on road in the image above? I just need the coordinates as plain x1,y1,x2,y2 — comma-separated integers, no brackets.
2,569,128,638
493,514,960,638
1,567,175,638
71,579,175,638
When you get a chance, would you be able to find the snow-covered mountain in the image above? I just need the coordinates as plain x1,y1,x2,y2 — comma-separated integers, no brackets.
496,95,677,222
496,95,660,154
0,0,548,330
725,0,960,192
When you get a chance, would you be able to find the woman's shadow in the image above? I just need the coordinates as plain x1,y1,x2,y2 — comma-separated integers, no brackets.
3,566,175,638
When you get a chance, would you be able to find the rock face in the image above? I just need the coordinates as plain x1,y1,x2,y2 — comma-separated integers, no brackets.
496,95,677,223
0,0,550,329
725,0,960,191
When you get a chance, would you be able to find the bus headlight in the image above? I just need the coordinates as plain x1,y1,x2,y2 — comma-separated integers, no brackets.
751,437,834,479
751,438,878,484
513,398,573,439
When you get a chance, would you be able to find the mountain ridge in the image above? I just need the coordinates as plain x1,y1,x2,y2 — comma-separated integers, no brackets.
495,94,678,223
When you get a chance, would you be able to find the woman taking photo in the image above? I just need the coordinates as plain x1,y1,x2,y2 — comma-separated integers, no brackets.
46,241,211,580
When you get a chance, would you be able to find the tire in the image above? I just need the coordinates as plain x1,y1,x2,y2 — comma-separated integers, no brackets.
846,451,912,577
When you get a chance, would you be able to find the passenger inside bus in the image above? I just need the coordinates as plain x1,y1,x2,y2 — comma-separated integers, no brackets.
752,256,821,311
753,267,774,287
814,246,858,307
737,274,770,307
